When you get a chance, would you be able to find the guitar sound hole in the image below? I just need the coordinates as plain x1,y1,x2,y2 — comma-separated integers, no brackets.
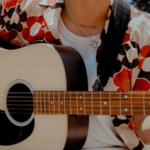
7,83,33,123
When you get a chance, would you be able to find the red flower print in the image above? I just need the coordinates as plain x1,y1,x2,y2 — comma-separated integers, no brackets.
11,40,22,47
0,28,22,46
44,31,57,44
3,0,23,10
128,118,134,129
22,16,45,44
138,45,150,69
135,132,139,138
0,4,27,32
113,67,131,91
22,16,56,44
0,28,17,42
128,118,140,138
140,45,150,58
133,78,150,91
122,33,130,44
138,59,144,70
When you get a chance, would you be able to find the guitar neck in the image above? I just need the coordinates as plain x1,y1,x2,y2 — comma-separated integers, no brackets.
32,91,150,116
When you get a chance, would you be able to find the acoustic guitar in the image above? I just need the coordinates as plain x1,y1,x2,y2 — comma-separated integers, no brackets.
0,43,89,150
0,43,149,150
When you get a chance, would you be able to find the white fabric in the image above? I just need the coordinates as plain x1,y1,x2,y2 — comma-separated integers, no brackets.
58,17,127,150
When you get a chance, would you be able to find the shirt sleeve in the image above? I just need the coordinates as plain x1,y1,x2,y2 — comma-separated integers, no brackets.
0,0,55,47
128,9,150,91
117,7,150,92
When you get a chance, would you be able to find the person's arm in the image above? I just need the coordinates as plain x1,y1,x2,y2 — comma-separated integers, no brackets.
134,116,150,144
0,0,48,47
122,7,150,144
132,43,150,144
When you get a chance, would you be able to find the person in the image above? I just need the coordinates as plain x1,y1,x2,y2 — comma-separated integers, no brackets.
0,0,150,149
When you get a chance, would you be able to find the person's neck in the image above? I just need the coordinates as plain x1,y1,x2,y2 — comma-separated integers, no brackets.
61,0,111,37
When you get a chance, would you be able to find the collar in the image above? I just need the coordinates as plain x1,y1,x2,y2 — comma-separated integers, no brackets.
39,0,113,40
39,0,63,6
39,0,64,39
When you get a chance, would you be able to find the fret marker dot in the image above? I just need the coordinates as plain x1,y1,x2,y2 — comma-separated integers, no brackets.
104,102,107,105
149,102,150,105
80,96,82,99
51,102,53,104
124,95,128,99
80,107,83,110
61,102,63,104
125,108,128,112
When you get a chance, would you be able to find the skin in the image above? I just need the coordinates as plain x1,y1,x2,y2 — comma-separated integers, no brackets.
61,0,110,36
134,116,150,144
61,0,150,145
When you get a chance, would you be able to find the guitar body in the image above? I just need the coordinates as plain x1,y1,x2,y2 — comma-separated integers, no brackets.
0,44,88,150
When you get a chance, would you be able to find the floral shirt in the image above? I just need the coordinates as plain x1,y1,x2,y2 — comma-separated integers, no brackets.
0,0,150,149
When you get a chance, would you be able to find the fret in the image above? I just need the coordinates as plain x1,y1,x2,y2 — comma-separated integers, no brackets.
109,91,111,115
143,91,145,116
46,91,48,114
45,91,49,114
77,91,78,115
101,92,110,115
70,91,72,115
91,91,93,115
36,91,38,114
132,91,144,115
43,91,46,114
78,91,84,115
100,91,102,115
144,92,150,115
53,91,55,115
110,92,120,115
58,91,62,114
44,91,49,114
121,92,131,115
58,91,60,114
120,91,121,116
93,92,100,115
131,91,132,115
40,91,42,114
48,91,50,114
55,91,60,114
71,91,77,115
50,91,54,114
41,91,43,114
32,92,37,114
59,91,64,114
84,91,92,115
42,91,45,114
84,91,85,115
64,91,66,114
65,91,70,114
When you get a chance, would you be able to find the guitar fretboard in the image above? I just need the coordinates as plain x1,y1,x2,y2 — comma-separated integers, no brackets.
32,91,150,116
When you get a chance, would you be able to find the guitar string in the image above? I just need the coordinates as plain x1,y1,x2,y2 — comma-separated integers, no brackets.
5,102,150,107
0,110,147,115
5,92,150,109
5,100,150,103
6,105,149,108
6,92,150,96
1,108,147,111
5,98,150,104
